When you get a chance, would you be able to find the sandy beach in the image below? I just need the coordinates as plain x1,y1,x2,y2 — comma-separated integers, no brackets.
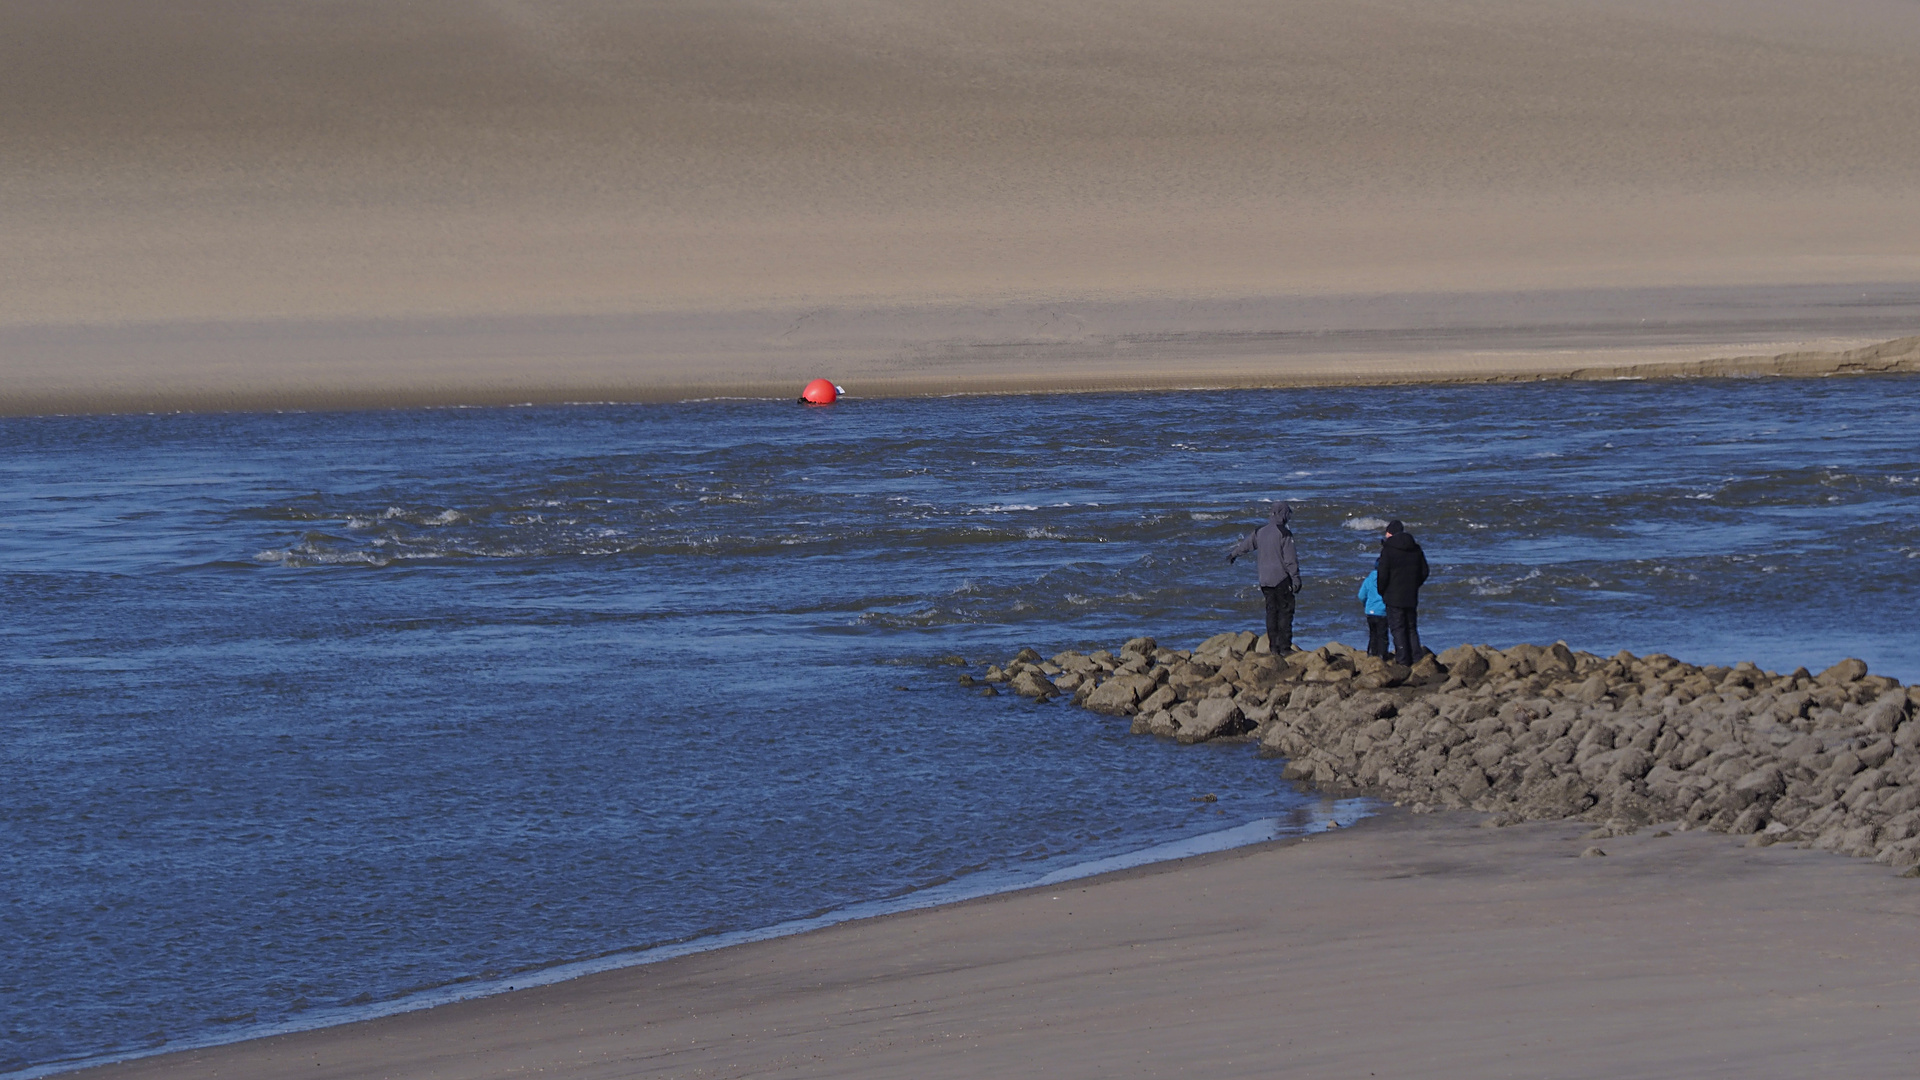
7,0,1920,412
76,811,1920,1079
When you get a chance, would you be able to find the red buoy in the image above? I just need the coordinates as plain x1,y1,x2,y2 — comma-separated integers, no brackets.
800,378,839,405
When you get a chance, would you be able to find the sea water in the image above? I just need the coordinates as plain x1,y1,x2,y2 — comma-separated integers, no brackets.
5,378,1920,1074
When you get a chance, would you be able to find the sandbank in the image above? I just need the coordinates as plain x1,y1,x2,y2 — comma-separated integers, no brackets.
77,810,1920,1079
4,307,1918,417
9,0,1920,414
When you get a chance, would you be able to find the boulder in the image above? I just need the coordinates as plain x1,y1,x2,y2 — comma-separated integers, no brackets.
1302,651,1357,683
1817,658,1869,685
1179,698,1249,744
1447,648,1491,684
1008,670,1058,699
1408,654,1447,684
1084,673,1158,715
1195,631,1257,657
1731,764,1787,807
1863,692,1909,734
1138,684,1178,713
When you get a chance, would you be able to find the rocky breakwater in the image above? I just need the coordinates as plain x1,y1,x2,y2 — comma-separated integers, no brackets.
966,634,1920,874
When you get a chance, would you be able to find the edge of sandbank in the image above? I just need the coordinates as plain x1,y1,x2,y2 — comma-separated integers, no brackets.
4,333,1918,418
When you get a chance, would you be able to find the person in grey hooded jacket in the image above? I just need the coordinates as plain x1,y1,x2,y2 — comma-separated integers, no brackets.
1228,502,1302,653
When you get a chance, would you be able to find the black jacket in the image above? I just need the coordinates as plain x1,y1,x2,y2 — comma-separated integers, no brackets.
1376,531,1429,608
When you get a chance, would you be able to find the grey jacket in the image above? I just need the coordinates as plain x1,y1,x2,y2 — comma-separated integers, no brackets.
1229,502,1301,591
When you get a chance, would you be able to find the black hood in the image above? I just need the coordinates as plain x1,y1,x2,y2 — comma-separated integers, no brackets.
1383,531,1420,551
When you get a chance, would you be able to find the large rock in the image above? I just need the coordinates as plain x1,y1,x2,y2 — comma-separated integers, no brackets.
1008,670,1058,699
1178,698,1248,744
1864,691,1910,734
1408,654,1446,684
1730,764,1787,808
1818,658,1869,685
1083,673,1160,715
1138,684,1178,713
1195,631,1256,657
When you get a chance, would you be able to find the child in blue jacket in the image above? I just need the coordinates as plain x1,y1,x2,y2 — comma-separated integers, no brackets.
1357,558,1389,659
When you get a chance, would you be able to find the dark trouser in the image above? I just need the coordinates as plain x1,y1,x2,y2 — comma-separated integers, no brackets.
1387,605,1421,666
1260,585,1296,653
1366,615,1390,659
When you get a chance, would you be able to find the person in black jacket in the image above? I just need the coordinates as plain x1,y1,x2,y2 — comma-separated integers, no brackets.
1376,519,1430,666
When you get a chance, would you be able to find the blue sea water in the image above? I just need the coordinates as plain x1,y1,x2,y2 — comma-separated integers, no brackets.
5,378,1920,1075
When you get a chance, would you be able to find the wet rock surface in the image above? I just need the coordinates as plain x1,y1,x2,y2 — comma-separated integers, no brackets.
971,635,1920,874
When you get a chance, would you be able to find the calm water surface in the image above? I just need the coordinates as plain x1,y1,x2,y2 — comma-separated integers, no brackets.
5,379,1919,1074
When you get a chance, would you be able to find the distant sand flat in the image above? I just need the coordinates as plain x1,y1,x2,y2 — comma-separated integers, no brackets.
5,0,1920,411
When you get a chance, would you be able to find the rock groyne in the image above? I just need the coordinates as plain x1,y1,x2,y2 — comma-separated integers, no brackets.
967,634,1920,873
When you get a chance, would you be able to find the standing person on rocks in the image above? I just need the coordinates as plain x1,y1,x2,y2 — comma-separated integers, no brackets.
1376,519,1430,665
1357,557,1389,659
1227,501,1302,653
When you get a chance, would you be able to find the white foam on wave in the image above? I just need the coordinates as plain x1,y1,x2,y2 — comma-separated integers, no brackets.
1189,511,1232,521
254,547,397,568
1341,516,1389,531
1467,568,1542,596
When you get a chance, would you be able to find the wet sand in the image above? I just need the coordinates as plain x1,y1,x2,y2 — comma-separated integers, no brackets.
8,0,1920,413
4,306,1919,417
79,811,1920,1079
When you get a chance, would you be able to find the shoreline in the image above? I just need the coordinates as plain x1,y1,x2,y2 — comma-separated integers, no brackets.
3,327,1917,419
24,805,1367,1080
64,806,1920,1080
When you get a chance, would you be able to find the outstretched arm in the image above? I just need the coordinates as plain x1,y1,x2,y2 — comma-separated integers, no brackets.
1227,529,1257,563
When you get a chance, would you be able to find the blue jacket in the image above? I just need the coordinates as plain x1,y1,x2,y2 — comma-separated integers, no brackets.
1357,570,1386,616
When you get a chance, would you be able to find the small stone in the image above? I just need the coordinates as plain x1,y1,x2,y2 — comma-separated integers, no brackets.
979,685,998,697
1580,846,1607,858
